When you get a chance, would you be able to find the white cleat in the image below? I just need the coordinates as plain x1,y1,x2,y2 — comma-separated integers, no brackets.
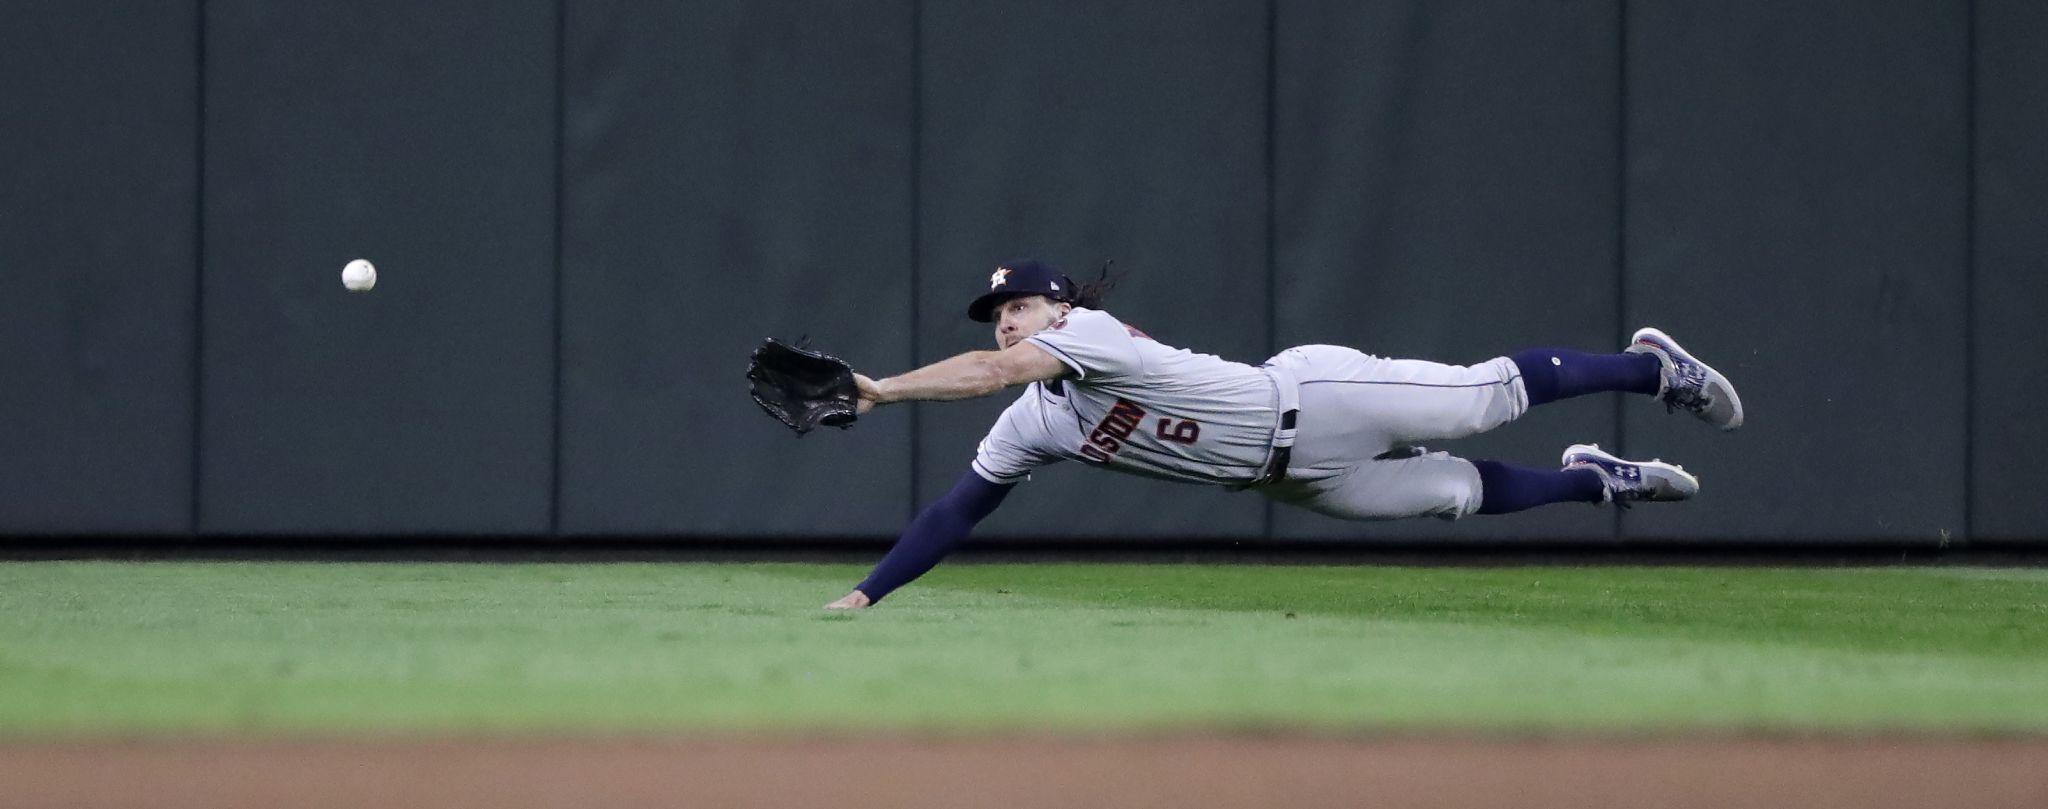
1561,443,1699,507
1626,327,1744,431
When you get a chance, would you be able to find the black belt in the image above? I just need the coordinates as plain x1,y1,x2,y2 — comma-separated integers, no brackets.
1249,409,1298,486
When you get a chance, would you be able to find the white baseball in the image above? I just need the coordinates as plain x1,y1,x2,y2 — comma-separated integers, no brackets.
341,259,377,292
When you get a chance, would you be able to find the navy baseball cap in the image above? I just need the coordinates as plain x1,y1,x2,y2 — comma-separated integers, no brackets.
968,258,1075,322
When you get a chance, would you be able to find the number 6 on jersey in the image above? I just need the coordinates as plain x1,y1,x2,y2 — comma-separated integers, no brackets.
1155,417,1200,444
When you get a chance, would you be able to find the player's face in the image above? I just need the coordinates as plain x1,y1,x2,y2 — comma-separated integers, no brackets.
995,295,1070,350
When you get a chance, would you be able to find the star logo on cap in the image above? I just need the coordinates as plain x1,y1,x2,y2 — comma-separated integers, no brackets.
989,267,1011,289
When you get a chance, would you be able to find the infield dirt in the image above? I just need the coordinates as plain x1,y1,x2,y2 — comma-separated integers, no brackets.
6,735,2046,809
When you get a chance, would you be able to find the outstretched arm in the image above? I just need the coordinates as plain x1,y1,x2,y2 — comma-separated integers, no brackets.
853,342,1067,413
824,469,1015,608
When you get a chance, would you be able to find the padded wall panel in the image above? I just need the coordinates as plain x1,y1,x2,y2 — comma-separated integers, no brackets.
1271,0,1622,542
1973,0,2048,542
0,1,197,534
1625,1,1968,540
559,0,915,535
202,0,556,533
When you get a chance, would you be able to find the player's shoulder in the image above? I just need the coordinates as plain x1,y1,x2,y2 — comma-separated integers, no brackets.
1061,307,1119,327
1028,307,1154,381
1051,307,1150,340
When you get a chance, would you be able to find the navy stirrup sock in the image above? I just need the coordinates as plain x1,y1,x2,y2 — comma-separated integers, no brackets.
1472,460,1607,515
1512,348,1662,407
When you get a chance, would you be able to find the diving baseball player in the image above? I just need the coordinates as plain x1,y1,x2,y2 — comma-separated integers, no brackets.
823,259,1742,609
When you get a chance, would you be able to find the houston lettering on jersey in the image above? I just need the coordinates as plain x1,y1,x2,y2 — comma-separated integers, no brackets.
1079,397,1148,464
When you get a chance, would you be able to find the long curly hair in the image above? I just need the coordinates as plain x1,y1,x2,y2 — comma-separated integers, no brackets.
1069,260,1120,310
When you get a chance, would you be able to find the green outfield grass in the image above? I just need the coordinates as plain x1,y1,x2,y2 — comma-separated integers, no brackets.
1,561,2044,736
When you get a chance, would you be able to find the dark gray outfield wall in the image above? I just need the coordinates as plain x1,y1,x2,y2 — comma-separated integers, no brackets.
1975,0,2048,542
1,1,197,534
1622,0,1970,542
2,0,2039,544
199,0,558,535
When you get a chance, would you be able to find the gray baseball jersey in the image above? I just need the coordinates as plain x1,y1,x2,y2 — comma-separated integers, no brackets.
972,308,1285,486
971,313,1534,524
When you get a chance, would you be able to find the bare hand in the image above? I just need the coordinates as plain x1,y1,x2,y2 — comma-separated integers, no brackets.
853,373,885,415
824,590,872,610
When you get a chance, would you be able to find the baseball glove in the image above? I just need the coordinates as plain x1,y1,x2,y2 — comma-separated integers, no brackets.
747,337,861,435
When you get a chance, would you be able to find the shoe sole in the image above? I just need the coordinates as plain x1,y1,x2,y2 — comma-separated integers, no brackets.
1561,443,1701,501
1632,327,1745,431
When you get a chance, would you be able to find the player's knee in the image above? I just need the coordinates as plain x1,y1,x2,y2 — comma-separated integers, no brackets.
1440,480,1483,517
1384,463,1483,519
1430,459,1486,517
